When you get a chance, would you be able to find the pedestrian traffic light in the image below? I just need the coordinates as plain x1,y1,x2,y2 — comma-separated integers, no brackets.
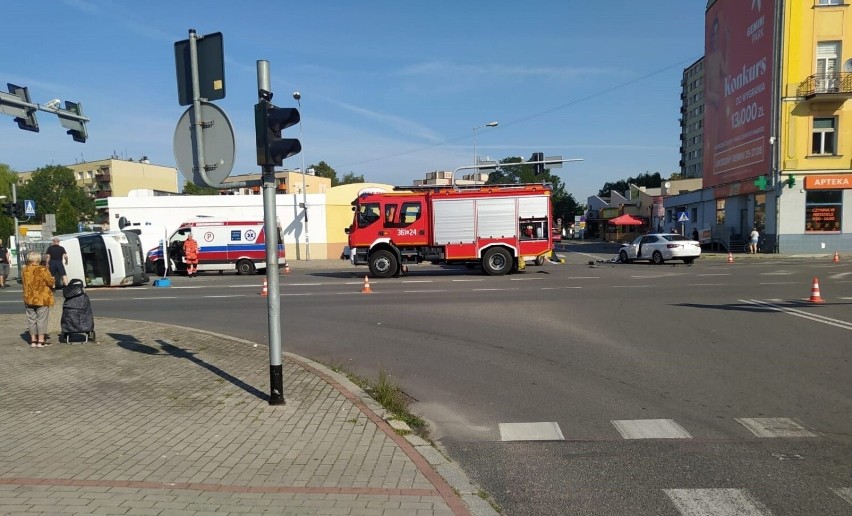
785,175,796,189
5,83,39,132
531,152,545,175
58,101,88,143
255,100,301,167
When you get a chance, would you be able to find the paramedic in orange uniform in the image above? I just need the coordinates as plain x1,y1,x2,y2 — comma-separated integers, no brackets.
183,233,199,277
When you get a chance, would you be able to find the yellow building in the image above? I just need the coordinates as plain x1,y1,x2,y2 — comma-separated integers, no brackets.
221,170,331,195
779,0,852,250
19,158,179,199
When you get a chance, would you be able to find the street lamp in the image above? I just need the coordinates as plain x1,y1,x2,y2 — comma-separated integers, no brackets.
293,91,310,260
473,121,498,183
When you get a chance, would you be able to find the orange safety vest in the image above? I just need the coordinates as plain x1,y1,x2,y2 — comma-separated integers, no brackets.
183,238,199,262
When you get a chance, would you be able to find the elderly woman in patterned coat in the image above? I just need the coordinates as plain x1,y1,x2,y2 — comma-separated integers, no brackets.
22,251,55,348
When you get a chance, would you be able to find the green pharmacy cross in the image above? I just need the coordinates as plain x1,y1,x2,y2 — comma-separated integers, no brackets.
754,176,768,190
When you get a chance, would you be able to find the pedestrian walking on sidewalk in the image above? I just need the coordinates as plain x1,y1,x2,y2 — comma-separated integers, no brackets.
748,227,760,254
22,251,55,347
0,238,10,288
45,237,69,287
183,233,199,277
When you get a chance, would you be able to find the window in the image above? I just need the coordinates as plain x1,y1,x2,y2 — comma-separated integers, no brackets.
357,203,381,228
812,117,837,155
805,190,842,231
716,199,725,225
816,42,840,92
818,0,841,5
399,202,422,224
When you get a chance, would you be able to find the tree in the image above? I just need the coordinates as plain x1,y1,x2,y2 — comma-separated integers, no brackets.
183,182,218,195
597,172,663,197
56,197,78,234
0,163,18,243
340,172,365,185
311,161,339,186
17,165,94,224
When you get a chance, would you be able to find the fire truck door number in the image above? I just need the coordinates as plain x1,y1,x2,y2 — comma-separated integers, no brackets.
397,228,417,237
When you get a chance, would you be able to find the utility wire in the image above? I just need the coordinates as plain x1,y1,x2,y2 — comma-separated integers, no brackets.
340,55,701,169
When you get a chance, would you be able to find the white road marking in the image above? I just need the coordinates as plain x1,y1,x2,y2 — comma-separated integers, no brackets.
510,277,545,281
204,295,246,298
760,271,794,275
698,273,731,276
742,299,852,331
664,488,771,516
735,417,817,438
566,276,600,280
169,286,204,289
832,487,852,506
612,285,653,288
228,284,262,288
403,289,447,293
282,293,312,296
473,288,517,292
541,286,582,290
499,422,564,441
758,281,797,285
131,296,177,300
402,280,433,283
687,283,725,287
611,419,692,439
829,272,852,280
452,278,485,282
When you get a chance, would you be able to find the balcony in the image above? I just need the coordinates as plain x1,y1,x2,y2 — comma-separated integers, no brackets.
797,72,852,100
95,173,111,183
94,191,111,199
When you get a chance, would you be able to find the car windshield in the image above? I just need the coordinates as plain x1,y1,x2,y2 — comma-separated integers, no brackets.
663,234,689,241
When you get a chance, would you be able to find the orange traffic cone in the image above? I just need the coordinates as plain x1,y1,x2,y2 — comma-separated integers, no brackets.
808,277,824,303
727,252,734,264
261,278,268,296
284,263,291,274
361,275,372,294
833,251,839,263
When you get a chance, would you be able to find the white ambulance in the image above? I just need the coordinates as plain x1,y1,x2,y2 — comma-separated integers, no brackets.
146,218,285,276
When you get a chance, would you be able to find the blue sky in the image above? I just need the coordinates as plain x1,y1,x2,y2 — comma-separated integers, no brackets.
1,0,704,201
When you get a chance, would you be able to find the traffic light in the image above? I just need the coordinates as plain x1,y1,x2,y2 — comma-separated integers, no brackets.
58,101,88,143
255,100,301,167
531,152,545,175
785,175,796,189
13,201,24,219
1,202,13,217
5,83,39,132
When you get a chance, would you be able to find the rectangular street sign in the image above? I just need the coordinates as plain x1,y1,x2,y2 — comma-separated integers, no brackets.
24,199,36,217
174,32,225,106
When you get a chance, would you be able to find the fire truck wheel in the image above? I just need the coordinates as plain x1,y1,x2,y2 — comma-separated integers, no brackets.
534,256,545,266
482,247,512,276
369,250,398,278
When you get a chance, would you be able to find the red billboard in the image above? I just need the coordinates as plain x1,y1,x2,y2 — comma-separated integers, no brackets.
703,0,776,190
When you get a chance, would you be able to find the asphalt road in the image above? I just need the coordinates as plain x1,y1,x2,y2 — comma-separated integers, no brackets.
3,247,850,514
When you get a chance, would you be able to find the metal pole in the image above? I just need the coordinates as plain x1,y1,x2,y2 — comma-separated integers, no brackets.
258,60,285,406
294,96,309,261
12,183,20,280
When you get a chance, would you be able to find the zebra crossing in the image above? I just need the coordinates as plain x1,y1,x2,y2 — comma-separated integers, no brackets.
498,417,818,441
497,418,850,514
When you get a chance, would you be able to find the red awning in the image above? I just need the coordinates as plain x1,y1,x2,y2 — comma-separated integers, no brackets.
608,214,644,226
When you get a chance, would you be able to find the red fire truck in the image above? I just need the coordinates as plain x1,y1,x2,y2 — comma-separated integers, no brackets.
346,183,554,277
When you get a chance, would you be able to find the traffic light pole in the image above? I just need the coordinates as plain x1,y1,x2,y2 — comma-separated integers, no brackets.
257,60,285,406
12,183,20,280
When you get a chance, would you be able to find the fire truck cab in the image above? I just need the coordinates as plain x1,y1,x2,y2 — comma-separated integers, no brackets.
346,184,554,278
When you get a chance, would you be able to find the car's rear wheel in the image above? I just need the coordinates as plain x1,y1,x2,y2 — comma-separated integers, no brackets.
237,259,256,275
683,257,695,264
652,251,664,265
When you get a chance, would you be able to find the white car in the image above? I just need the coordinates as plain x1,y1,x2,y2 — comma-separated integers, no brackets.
619,233,701,265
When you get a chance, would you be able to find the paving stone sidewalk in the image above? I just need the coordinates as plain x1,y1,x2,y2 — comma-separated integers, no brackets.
0,314,495,515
